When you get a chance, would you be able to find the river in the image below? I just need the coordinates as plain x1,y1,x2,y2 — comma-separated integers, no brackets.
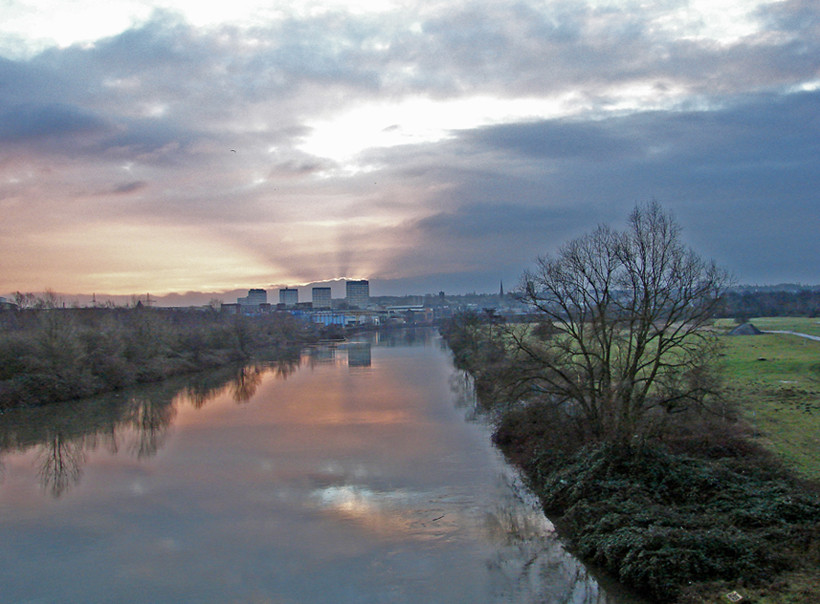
0,329,638,603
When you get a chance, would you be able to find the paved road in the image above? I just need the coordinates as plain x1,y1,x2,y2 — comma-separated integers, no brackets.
762,330,820,342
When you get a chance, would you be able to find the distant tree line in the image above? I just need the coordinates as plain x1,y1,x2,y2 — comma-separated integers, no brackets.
717,288,820,319
0,303,321,408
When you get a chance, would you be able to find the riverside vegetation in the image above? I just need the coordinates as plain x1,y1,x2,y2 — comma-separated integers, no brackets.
443,314,820,603
0,302,325,409
441,203,820,603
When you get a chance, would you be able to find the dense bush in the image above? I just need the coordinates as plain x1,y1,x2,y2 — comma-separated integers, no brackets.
517,439,820,601
0,307,321,408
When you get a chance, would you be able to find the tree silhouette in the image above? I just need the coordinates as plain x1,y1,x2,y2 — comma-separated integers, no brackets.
515,201,729,441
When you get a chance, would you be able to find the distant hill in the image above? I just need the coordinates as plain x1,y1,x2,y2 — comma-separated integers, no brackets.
729,283,820,294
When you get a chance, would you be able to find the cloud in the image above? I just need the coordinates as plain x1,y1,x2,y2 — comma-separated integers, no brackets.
461,120,643,161
110,181,149,195
0,1,818,297
0,103,108,143
428,89,820,283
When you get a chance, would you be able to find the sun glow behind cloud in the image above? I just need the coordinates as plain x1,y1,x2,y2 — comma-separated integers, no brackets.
299,95,580,167
1,0,817,299
298,78,710,169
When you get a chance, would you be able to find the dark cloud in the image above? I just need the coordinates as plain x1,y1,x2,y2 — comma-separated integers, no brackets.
464,90,820,172
460,120,642,161
355,87,819,288
111,181,148,194
0,103,108,142
268,158,335,179
421,90,820,284
0,56,62,105
758,0,820,35
414,203,581,241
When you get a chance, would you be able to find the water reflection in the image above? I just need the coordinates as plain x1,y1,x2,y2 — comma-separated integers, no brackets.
36,433,86,498
0,342,390,497
0,330,639,603
305,463,620,602
129,395,177,457
0,347,304,497
306,344,337,365
372,327,437,347
182,367,237,409
481,474,619,604
346,342,372,367
263,348,303,379
450,368,482,421
2,392,179,497
230,364,265,403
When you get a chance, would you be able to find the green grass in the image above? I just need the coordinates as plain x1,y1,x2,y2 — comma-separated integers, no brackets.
715,317,820,336
715,316,820,337
720,319,820,481
750,316,820,337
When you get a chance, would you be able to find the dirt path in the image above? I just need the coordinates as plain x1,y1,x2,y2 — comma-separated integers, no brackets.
762,330,820,342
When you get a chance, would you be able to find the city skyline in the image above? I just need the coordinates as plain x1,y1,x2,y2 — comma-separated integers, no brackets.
2,0,818,299
1,277,514,308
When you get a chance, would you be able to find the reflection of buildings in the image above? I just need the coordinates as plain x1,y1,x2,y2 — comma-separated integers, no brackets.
346,280,370,309
347,342,372,367
279,288,298,307
307,345,337,364
312,287,332,309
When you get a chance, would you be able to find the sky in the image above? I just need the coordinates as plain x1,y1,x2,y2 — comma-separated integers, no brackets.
1,0,818,303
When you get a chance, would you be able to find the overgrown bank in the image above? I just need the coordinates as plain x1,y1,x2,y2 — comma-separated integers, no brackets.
442,317,820,603
0,306,323,408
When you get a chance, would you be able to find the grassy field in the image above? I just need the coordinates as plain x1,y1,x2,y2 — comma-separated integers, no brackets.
717,317,820,481
745,316,820,338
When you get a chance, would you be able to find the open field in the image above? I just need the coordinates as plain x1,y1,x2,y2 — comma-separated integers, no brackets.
715,316,820,338
718,317,820,482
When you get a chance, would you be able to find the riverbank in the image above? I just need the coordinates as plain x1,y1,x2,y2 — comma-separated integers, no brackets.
0,330,620,603
0,307,321,409
441,317,820,603
493,407,820,603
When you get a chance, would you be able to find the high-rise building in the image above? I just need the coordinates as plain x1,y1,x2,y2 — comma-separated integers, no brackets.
279,288,298,307
345,279,369,309
312,287,332,309
238,288,267,306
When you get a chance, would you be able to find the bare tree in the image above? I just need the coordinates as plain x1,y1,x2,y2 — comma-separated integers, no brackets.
515,201,729,441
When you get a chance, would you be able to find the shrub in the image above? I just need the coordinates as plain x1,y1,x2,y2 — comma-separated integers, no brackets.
526,442,820,601
0,306,320,408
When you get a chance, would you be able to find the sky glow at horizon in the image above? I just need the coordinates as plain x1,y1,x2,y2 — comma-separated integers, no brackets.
1,0,818,302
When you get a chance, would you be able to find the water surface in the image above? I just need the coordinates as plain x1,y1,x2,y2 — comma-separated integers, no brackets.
0,330,633,603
